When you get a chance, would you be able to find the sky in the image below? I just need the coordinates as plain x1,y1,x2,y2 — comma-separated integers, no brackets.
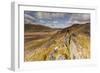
24,11,90,28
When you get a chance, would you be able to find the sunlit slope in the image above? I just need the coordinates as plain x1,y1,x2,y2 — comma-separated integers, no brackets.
24,23,90,61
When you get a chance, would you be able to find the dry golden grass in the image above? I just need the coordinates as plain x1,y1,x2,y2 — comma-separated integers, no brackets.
24,23,90,61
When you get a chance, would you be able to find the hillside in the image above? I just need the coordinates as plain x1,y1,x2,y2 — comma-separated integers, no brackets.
24,24,61,32
24,23,90,61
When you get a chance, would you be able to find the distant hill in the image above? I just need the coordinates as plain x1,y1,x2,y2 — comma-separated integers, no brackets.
60,23,90,35
24,24,61,32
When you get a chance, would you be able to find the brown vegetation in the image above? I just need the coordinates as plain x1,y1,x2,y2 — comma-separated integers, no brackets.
24,23,90,61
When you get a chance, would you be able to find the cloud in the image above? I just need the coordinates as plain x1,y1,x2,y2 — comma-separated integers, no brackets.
24,11,90,28
67,13,90,24
24,14,37,24
35,12,66,19
24,14,35,20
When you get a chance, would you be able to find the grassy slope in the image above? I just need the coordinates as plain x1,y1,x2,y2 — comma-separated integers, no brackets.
24,23,90,61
